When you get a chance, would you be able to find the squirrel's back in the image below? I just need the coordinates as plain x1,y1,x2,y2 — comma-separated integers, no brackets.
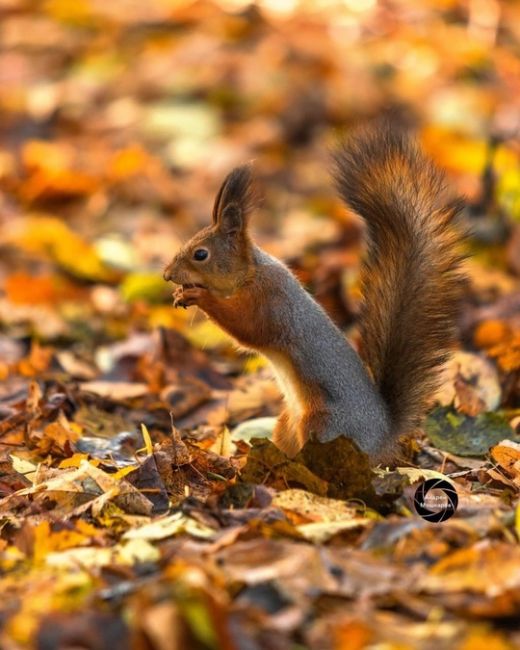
334,124,465,452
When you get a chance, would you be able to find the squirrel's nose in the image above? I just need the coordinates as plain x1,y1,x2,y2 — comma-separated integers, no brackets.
163,265,172,281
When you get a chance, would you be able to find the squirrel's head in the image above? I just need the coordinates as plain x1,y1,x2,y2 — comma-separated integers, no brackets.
163,164,257,297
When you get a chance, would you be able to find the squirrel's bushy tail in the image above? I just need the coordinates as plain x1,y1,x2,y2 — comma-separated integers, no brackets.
334,123,465,447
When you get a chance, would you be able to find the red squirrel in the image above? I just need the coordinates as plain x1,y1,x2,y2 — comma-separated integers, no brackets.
163,124,465,461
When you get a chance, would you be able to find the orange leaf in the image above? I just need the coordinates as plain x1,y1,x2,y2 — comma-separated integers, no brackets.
18,342,54,377
5,272,78,305
109,145,152,180
474,319,510,349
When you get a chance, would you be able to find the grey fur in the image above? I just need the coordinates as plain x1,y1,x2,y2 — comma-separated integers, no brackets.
251,247,391,456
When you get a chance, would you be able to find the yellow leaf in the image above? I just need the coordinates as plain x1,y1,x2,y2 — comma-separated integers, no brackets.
140,423,153,456
186,319,233,350
113,464,139,481
243,355,268,373
32,519,102,564
10,455,38,484
148,304,189,330
45,546,112,569
59,453,94,469
115,539,160,565
421,126,487,174
6,216,113,281
44,0,97,27
121,272,168,303
209,426,233,457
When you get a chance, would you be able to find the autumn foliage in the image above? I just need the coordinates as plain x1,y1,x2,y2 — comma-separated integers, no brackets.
0,1,520,649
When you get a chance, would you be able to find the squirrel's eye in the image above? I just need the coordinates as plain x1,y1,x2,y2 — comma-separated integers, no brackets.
193,248,209,262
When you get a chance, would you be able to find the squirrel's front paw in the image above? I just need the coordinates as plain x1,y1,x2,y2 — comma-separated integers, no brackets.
172,286,187,309
173,285,207,308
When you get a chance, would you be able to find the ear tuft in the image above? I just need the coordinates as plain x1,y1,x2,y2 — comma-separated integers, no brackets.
220,204,242,234
212,163,257,233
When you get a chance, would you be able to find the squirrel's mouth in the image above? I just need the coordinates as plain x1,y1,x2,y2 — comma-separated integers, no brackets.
182,283,206,289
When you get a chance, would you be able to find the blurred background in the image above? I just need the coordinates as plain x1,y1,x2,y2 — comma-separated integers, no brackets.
2,5,520,646
0,0,519,367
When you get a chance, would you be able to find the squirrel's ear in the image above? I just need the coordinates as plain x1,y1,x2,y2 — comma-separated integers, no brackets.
212,163,256,234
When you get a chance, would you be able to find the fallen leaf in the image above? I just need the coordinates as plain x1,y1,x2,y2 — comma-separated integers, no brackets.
79,381,149,400
123,512,215,542
489,440,520,483
435,351,501,415
426,407,517,457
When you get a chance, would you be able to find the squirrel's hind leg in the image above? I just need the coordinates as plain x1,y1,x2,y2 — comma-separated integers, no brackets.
272,407,333,458
272,409,305,458
298,409,333,446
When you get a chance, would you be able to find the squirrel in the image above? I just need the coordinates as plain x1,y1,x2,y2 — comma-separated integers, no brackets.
163,124,465,462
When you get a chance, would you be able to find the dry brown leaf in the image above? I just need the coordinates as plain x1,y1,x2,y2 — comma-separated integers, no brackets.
490,440,520,482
